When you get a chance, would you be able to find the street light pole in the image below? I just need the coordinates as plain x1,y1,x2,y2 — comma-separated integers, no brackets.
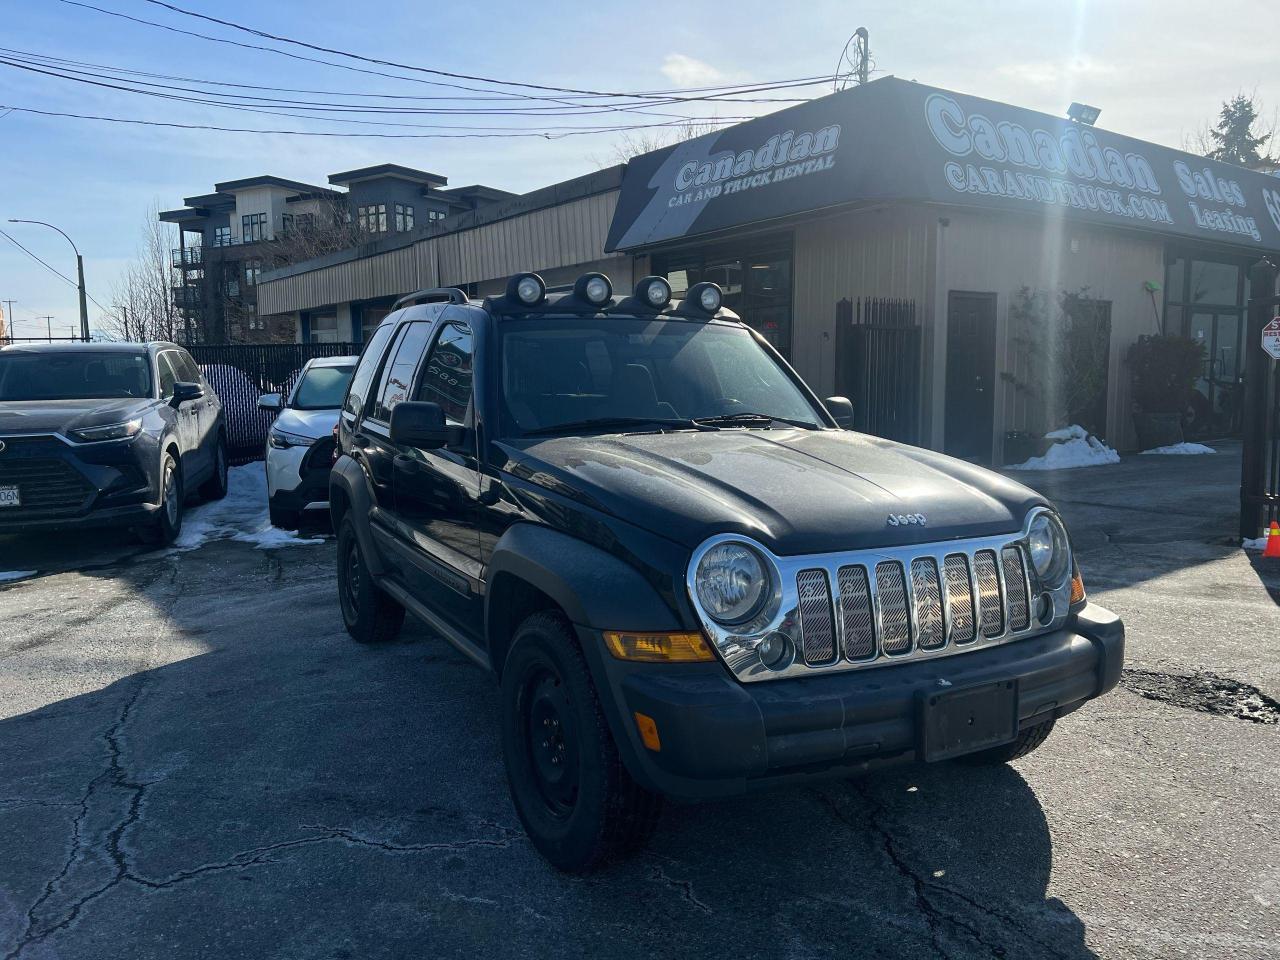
8,219,90,341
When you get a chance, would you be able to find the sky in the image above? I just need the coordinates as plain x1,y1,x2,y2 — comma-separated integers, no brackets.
2,0,1277,339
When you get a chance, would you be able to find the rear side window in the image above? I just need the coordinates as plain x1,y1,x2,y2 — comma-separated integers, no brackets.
416,322,474,424
343,322,397,420
370,321,432,422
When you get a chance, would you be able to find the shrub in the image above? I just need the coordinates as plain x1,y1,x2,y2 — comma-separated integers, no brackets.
1125,335,1204,414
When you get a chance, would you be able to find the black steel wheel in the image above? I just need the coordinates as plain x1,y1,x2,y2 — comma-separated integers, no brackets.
500,611,662,872
336,516,404,644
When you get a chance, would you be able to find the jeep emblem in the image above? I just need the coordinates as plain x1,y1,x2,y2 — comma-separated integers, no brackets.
887,513,926,527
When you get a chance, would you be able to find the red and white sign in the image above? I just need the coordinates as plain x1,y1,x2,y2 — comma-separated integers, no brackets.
1264,318,1280,360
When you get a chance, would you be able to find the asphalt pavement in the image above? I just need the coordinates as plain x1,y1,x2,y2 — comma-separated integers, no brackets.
0,442,1276,960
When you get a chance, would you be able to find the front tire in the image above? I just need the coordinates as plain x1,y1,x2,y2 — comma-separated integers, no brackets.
336,516,404,644
199,434,229,501
959,718,1055,765
136,452,183,546
500,612,662,872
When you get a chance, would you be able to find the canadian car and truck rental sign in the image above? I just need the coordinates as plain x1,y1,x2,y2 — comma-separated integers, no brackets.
605,77,1280,254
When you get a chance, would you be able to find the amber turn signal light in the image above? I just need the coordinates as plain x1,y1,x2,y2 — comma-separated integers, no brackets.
634,712,662,752
1070,570,1086,606
603,631,714,663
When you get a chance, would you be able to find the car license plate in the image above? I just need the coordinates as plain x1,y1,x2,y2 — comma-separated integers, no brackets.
0,485,18,508
920,680,1018,762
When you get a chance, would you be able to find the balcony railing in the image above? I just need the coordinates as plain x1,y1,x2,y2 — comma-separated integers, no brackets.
171,246,203,268
171,285,204,309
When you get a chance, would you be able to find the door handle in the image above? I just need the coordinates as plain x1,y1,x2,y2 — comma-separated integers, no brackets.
394,454,424,474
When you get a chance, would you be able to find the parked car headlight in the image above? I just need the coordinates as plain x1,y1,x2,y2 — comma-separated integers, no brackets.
268,428,315,449
695,541,771,624
1027,512,1070,587
70,418,143,442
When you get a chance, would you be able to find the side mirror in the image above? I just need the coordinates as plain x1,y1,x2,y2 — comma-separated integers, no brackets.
390,400,456,450
172,381,204,404
825,396,854,430
257,392,284,412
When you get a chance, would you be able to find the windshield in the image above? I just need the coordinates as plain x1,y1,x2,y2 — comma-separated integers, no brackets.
497,317,824,438
0,352,153,401
291,364,355,410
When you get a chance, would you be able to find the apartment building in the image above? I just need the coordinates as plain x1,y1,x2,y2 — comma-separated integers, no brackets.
159,164,514,343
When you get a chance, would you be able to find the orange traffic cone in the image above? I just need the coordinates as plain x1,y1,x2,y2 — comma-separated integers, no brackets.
1265,522,1280,559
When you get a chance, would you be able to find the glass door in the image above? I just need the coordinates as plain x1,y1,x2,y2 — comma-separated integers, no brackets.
1187,309,1244,436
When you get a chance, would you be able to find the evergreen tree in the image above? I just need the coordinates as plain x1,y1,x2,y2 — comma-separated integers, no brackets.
1206,94,1271,167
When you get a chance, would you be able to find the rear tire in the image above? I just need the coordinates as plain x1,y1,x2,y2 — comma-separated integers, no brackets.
336,516,404,644
500,611,662,873
199,434,229,501
959,718,1055,765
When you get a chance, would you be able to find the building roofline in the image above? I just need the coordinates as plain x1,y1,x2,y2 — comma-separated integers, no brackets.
328,163,448,187
214,175,335,195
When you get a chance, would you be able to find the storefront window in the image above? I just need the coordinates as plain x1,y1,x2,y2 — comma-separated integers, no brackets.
1188,261,1240,305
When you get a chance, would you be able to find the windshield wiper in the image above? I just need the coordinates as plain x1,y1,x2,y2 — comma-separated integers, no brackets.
693,412,820,429
523,416,719,437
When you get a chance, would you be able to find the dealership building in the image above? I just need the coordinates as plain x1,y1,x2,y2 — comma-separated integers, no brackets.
253,77,1280,462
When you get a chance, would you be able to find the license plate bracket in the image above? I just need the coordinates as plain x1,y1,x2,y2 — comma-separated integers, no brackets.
920,679,1019,762
0,485,19,508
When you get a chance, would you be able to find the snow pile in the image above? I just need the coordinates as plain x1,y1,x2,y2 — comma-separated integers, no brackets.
1242,537,1266,552
172,465,324,552
0,570,37,584
1140,442,1216,456
1006,426,1120,471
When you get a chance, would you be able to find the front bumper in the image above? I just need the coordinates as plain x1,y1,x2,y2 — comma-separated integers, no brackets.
265,438,333,512
579,602,1124,799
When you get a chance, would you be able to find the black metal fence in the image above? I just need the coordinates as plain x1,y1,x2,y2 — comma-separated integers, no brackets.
1240,259,1280,539
834,297,922,445
190,342,361,464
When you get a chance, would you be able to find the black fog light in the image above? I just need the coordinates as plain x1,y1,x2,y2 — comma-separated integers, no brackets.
1036,592,1054,625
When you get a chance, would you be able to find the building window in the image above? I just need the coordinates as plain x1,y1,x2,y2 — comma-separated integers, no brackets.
244,258,262,286
395,203,415,232
357,204,387,233
213,226,231,247
309,312,339,344
223,277,241,299
426,210,446,222
241,212,267,242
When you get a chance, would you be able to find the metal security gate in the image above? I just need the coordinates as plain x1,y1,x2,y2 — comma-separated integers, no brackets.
189,342,361,464
834,297,921,445
1240,259,1280,539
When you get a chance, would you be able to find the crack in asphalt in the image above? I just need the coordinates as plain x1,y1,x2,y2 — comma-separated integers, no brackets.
646,862,712,915
822,785,1081,960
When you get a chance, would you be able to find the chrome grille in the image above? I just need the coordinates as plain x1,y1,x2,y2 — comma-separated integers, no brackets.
911,558,945,651
875,561,911,655
943,554,976,644
1002,546,1031,631
973,550,1004,638
795,569,836,665
837,565,875,660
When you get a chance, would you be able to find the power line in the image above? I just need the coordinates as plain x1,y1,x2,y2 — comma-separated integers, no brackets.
0,228,111,313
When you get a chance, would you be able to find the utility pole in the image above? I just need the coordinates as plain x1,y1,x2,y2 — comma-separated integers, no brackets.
8,219,91,341
40,316,54,343
1,300,13,340
118,304,129,340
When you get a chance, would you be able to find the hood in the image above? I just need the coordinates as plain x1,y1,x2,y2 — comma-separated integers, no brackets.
499,429,1047,555
0,398,155,436
274,407,340,439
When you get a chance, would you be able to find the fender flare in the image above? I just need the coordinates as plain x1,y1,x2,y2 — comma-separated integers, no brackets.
329,454,390,577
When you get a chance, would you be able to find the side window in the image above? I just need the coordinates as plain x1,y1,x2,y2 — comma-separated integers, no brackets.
343,321,397,420
174,351,201,384
416,321,474,424
157,353,178,399
370,322,432,423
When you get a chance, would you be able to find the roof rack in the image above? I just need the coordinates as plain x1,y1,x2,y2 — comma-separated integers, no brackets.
392,287,470,310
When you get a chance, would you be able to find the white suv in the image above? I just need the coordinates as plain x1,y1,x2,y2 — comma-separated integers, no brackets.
259,355,358,529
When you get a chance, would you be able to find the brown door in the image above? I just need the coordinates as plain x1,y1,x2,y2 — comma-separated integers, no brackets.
945,292,997,462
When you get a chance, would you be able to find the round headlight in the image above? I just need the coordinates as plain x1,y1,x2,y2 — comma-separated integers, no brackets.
1027,513,1070,587
516,276,542,304
695,542,770,624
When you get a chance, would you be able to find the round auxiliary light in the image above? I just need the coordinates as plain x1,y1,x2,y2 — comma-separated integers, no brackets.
756,632,789,669
686,281,723,314
574,272,612,305
508,272,546,306
1027,512,1070,588
636,276,672,308
694,541,770,625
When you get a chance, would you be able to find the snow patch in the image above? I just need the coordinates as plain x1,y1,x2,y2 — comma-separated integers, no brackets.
1140,442,1216,456
0,570,37,583
1242,537,1266,552
171,465,323,552
1006,426,1120,471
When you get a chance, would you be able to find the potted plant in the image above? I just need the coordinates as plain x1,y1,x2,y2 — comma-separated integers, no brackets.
1125,334,1205,449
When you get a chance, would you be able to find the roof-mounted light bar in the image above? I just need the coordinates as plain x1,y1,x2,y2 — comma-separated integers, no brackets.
685,281,723,314
635,276,672,309
575,272,613,306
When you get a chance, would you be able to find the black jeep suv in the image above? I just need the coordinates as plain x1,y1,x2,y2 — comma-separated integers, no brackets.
331,272,1124,872
0,342,228,545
